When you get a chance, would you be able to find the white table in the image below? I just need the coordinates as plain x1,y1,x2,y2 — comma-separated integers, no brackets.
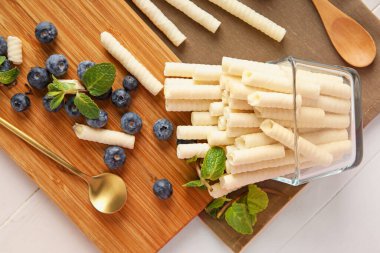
1,2,379,252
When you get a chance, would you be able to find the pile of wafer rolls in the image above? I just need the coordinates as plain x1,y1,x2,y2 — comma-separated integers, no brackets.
164,57,353,198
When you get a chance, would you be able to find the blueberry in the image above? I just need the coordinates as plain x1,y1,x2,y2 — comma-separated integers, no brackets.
121,112,142,135
153,119,174,140
77,60,95,80
0,59,12,72
0,36,7,56
42,94,63,112
45,54,68,77
64,96,81,117
111,89,131,108
153,179,173,200
176,139,196,145
86,109,108,128
27,67,51,90
103,146,126,170
123,75,138,91
93,88,112,100
11,93,30,112
35,21,58,43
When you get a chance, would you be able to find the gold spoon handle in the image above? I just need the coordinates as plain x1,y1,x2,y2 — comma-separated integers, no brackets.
0,117,90,182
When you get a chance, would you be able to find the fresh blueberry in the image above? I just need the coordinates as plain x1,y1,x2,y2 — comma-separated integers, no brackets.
86,109,108,128
176,139,196,145
153,179,173,200
35,21,58,43
45,54,68,77
64,96,81,117
103,146,126,170
77,60,95,80
0,59,12,72
93,88,112,100
123,75,138,91
42,94,63,112
11,93,30,112
111,89,131,108
27,67,51,90
153,119,174,140
0,36,7,56
121,112,142,135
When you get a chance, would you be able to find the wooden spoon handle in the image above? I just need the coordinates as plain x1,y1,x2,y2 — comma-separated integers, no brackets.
312,0,342,28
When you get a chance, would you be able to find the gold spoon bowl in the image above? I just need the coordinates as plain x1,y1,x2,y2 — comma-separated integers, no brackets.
89,173,127,214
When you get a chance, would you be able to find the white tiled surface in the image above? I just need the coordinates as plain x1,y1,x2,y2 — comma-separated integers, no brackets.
0,1,379,252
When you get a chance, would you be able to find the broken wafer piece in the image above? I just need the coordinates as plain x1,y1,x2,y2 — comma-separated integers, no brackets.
73,124,135,149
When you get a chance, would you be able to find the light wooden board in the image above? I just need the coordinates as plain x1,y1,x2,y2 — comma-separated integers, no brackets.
130,0,380,251
0,0,211,252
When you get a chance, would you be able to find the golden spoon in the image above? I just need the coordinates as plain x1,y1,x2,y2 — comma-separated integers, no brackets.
0,117,127,214
312,0,376,67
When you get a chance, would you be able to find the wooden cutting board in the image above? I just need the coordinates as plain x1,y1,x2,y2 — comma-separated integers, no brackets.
0,0,211,252
130,0,380,252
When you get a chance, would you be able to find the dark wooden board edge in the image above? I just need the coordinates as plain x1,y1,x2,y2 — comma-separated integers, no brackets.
199,182,304,253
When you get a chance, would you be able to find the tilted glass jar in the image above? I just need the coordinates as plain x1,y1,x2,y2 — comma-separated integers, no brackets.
266,57,363,186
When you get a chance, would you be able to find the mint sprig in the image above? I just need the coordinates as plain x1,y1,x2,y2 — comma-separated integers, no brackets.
221,185,268,234
183,148,226,190
181,147,269,235
45,63,115,119
201,147,226,181
82,63,116,96
0,67,20,85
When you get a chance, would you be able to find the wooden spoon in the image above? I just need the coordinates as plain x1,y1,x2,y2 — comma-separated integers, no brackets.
312,0,376,67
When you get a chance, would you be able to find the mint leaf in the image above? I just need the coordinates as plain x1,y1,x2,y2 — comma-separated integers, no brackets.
74,93,100,119
201,147,226,181
247,185,269,215
48,77,66,91
186,156,198,164
0,68,20,85
82,63,116,96
225,203,253,235
48,82,62,92
183,180,205,188
0,56,6,66
50,92,65,110
47,91,63,97
48,76,76,92
205,196,231,218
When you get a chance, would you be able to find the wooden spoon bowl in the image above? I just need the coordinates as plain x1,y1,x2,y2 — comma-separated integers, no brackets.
312,0,376,67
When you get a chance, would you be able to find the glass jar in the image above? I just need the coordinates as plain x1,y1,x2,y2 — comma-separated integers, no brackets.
268,57,363,186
